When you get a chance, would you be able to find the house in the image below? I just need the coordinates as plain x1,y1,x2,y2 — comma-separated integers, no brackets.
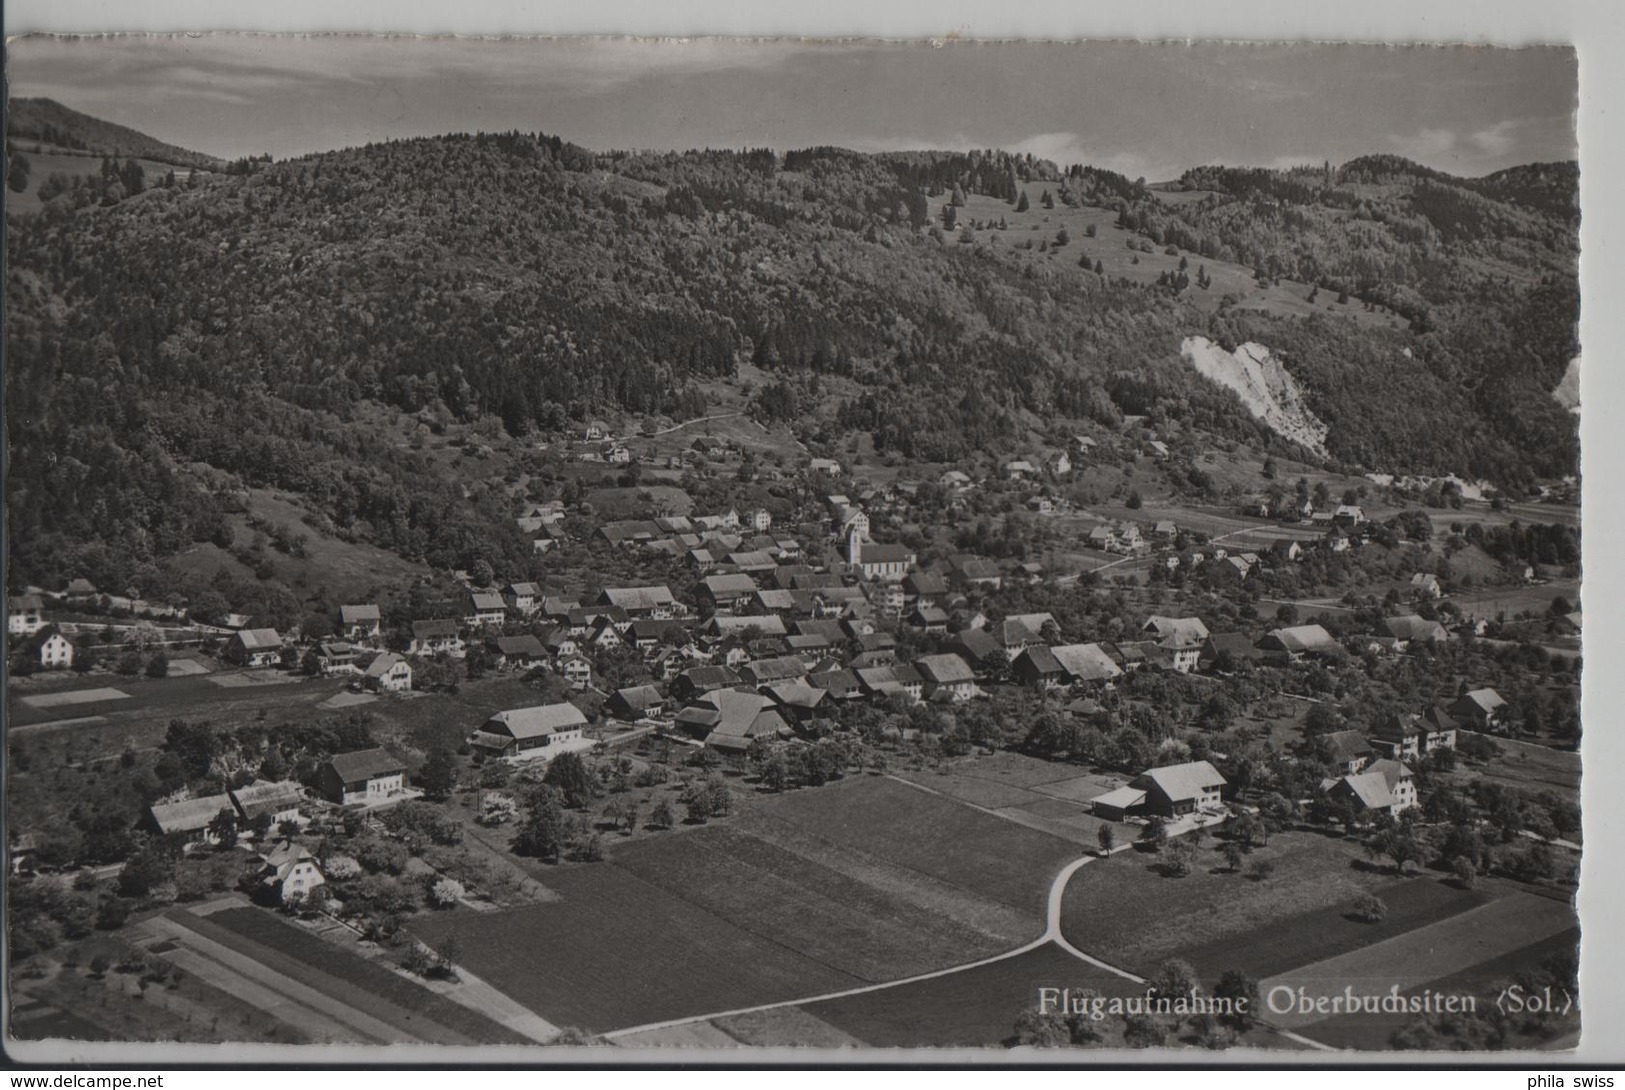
1142,616,1210,673
339,604,382,642
465,592,508,628
144,794,235,844
1109,760,1227,820
225,628,284,668
315,640,360,676
916,653,978,703
599,585,680,618
1271,539,1305,563
489,635,547,671
1334,504,1366,528
903,571,949,605
1448,688,1507,732
1200,632,1264,670
949,628,1005,674
1027,497,1054,515
607,685,666,722
1410,573,1444,599
36,631,74,670
747,508,774,533
1259,624,1342,663
674,665,744,702
701,573,758,611
908,603,950,635
1049,643,1124,686
939,470,973,491
808,458,843,477
1328,759,1417,818
318,748,407,805
1320,730,1375,776
503,582,542,616
1048,451,1073,477
254,841,326,905
953,556,1003,590
8,595,44,637
63,578,98,599
1003,460,1037,480
1380,615,1450,648
470,703,589,760
362,652,414,693
806,669,863,701
409,619,465,658
742,656,811,688
764,682,829,723
693,690,793,756
1369,710,1457,761
1145,440,1170,460
1013,646,1067,690
229,780,305,829
558,654,594,691
1151,520,1179,542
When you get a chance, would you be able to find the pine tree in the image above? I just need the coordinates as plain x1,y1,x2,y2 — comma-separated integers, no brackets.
1015,190,1030,213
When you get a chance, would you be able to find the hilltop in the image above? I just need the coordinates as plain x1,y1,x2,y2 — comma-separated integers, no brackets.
3,123,1580,605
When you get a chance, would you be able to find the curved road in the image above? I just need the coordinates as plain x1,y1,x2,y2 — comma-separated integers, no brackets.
601,847,1139,1042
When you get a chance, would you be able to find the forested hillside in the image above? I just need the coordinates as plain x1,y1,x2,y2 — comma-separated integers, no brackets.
7,98,224,169
4,123,1579,598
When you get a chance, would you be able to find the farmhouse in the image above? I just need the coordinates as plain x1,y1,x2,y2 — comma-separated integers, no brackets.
1448,688,1508,731
599,585,680,618
674,665,744,701
1201,632,1264,670
1410,573,1443,599
318,749,407,805
1013,645,1066,690
363,652,414,693
1259,624,1341,663
340,604,382,642
409,619,465,657
1328,759,1417,819
953,556,1003,591
144,795,234,844
1050,643,1124,686
1135,761,1228,817
916,653,978,703
1369,711,1457,761
683,690,791,755
558,654,594,690
465,592,508,628
701,573,758,610
1142,616,1210,673
489,635,547,670
1320,730,1375,776
764,681,829,722
607,685,666,721
225,628,284,668
316,640,360,675
229,780,305,828
1380,615,1450,647
471,703,590,760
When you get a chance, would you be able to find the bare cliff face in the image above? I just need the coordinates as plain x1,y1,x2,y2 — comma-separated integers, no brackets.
1180,336,1331,459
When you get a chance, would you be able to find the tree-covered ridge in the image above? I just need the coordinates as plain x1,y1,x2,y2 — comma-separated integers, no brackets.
6,130,1579,593
7,97,224,170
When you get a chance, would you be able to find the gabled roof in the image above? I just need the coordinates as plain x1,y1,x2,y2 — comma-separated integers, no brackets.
150,794,234,834
412,619,461,639
469,592,507,612
1090,785,1148,811
1338,770,1396,811
230,780,303,812
903,572,949,595
765,682,828,710
702,573,759,597
1015,645,1064,675
9,594,43,611
235,628,283,650
743,656,810,684
807,668,861,693
610,685,665,713
340,604,381,624
1050,643,1123,683
1143,616,1210,648
326,747,406,783
1132,760,1227,802
1380,615,1448,642
856,541,915,564
505,581,542,597
1322,729,1372,763
599,585,677,611
492,635,546,657
708,614,788,638
1453,688,1507,715
916,653,976,684
363,651,410,678
482,703,589,740
1264,624,1340,655
680,665,743,690
952,627,1003,664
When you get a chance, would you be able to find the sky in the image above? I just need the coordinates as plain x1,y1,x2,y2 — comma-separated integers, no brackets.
5,34,1580,180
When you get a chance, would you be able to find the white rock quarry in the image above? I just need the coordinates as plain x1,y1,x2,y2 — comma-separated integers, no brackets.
1180,337,1330,458
1552,356,1580,414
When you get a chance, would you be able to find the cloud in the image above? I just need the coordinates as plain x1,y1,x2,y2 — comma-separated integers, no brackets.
1387,126,1458,160
1469,120,1518,157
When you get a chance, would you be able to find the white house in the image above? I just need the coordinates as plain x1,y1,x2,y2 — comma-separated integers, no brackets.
37,632,74,670
8,595,44,637
363,652,413,693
